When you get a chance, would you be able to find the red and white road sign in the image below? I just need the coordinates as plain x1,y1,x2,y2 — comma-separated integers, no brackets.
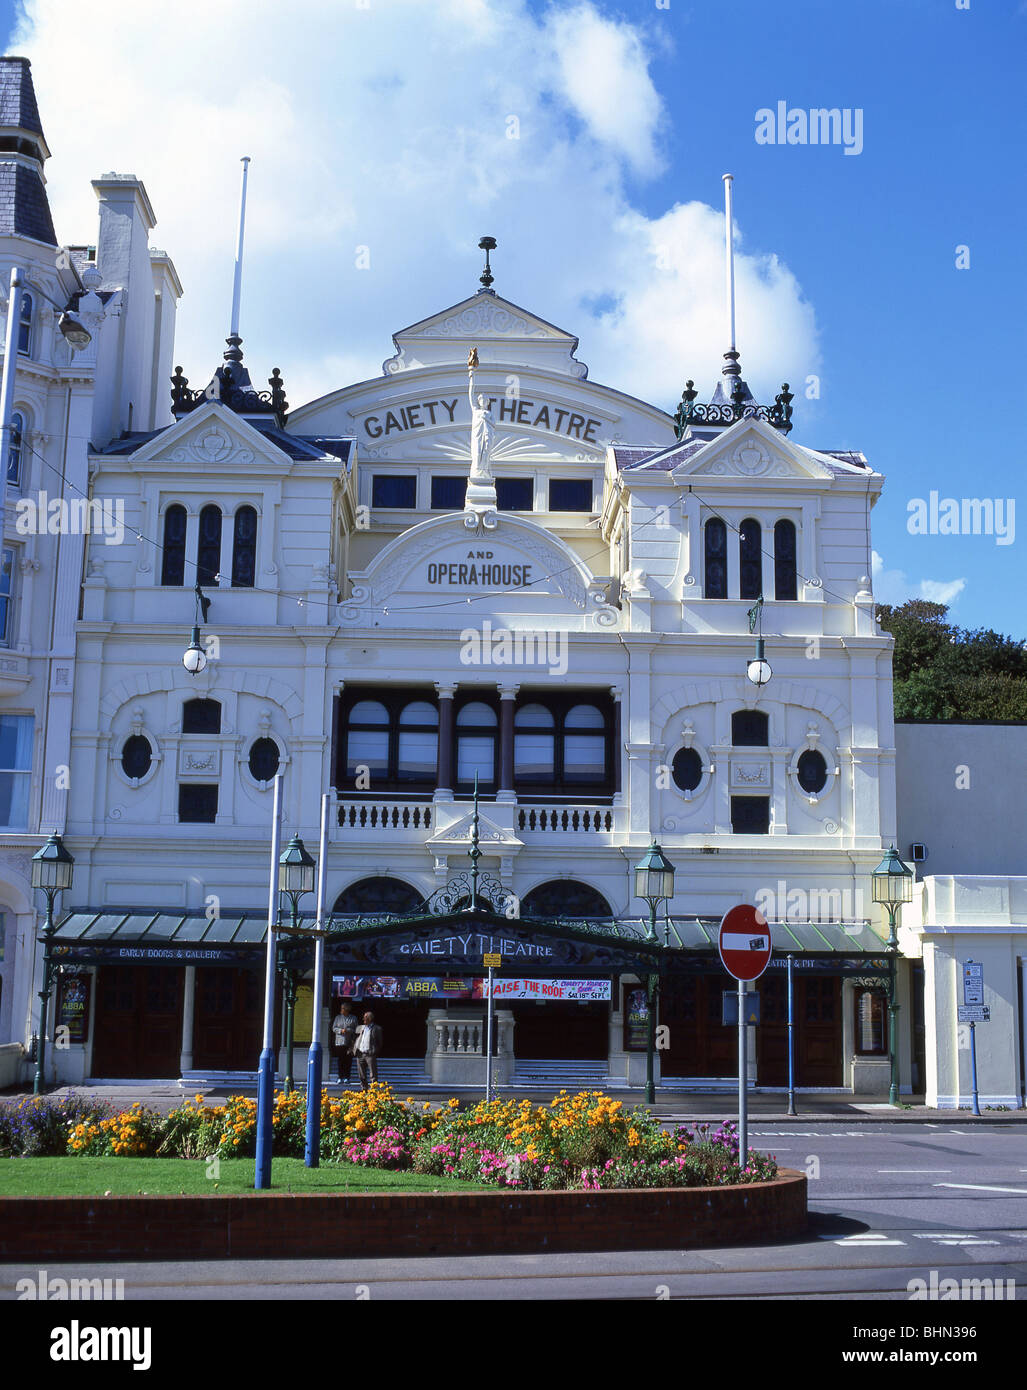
718,905,772,981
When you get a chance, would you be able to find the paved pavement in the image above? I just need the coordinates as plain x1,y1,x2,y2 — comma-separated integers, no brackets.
2,1123,1025,1300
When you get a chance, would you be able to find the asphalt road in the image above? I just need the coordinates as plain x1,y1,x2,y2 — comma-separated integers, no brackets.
2,1123,1025,1300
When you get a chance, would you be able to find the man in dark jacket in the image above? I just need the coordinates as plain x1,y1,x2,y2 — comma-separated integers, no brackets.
353,1011,384,1089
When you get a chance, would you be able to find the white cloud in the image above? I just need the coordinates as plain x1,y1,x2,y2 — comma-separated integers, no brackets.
14,0,819,417
871,552,966,608
544,4,664,175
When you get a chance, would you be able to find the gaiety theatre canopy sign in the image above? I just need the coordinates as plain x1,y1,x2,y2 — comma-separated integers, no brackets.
360,395,605,445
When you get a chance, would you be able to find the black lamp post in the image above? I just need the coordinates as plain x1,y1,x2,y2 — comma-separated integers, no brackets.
278,834,316,1093
30,833,75,1095
871,845,914,1107
633,842,676,1106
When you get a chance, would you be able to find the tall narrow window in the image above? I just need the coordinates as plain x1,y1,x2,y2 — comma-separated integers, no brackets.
16,294,32,355
0,548,13,645
231,506,257,587
345,700,390,785
197,505,222,587
739,518,762,600
774,519,797,601
704,518,727,598
161,505,187,586
514,704,555,781
455,701,497,789
182,698,221,734
6,413,23,485
563,704,607,784
397,701,438,783
0,714,33,828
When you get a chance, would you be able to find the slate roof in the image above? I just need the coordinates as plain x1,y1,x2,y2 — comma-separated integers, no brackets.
0,160,56,244
612,439,872,478
95,413,355,465
0,57,45,137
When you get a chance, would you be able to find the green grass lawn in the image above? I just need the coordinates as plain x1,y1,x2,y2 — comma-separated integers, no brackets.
0,1157,481,1197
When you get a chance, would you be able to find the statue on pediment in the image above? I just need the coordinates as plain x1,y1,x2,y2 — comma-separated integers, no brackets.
467,347,495,483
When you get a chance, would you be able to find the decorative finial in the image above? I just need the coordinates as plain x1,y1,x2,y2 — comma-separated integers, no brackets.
773,383,794,435
674,380,699,440
478,235,497,293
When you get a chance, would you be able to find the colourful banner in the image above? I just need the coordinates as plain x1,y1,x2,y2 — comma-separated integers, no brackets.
484,979,611,1001
331,976,612,1002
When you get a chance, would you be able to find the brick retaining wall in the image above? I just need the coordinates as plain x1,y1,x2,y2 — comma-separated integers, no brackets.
0,1171,805,1261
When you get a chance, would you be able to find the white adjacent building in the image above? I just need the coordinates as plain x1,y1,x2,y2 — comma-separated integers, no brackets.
0,55,180,1084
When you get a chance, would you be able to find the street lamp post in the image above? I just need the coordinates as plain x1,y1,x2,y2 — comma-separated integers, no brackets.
871,845,914,1107
30,833,75,1095
633,842,676,1106
278,833,316,1093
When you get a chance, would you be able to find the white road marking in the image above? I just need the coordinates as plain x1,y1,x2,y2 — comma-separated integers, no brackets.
934,1182,1027,1195
828,1233,906,1246
878,1169,952,1173
914,1233,1001,1246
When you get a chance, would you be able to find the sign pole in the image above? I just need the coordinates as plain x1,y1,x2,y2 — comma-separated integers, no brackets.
738,978,747,1167
969,1021,981,1117
786,953,796,1116
255,772,283,1190
304,791,330,1167
485,965,494,1102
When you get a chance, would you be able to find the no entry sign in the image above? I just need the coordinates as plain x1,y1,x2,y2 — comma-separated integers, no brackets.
718,905,772,981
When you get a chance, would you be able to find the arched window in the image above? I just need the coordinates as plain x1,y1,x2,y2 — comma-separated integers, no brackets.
248,737,280,783
6,412,23,485
455,700,497,789
520,880,613,918
161,505,187,586
739,517,762,600
345,700,390,783
671,747,703,792
704,517,727,598
774,519,797,601
732,709,768,746
397,701,438,783
197,504,222,587
231,506,257,588
563,704,606,785
796,749,828,794
16,293,32,355
332,877,423,915
183,698,221,734
121,735,152,781
514,703,555,780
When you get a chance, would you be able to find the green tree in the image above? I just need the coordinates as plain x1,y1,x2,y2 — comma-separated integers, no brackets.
877,600,1027,720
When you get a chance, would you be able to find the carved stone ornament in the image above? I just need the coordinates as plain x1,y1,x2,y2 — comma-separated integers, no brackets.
170,426,254,467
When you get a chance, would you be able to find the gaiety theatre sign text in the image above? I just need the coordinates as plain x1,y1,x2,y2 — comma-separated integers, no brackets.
362,396,604,444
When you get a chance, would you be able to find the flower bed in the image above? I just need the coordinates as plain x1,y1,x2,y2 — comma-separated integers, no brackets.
0,1087,776,1190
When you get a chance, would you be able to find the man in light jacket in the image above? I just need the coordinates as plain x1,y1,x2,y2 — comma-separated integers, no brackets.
353,1011,383,1090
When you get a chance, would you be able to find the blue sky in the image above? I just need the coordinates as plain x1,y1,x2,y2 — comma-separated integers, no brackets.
5,0,1024,636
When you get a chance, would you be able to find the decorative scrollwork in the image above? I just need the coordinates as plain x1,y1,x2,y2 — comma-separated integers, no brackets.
425,870,513,916
673,379,795,440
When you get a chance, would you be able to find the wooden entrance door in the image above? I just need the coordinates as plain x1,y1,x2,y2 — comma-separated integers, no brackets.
660,975,735,1078
90,965,183,1078
193,967,263,1072
756,972,842,1086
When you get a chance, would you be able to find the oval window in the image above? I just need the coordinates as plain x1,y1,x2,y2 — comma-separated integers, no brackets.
248,737,280,783
121,734,152,780
671,747,703,792
796,749,828,794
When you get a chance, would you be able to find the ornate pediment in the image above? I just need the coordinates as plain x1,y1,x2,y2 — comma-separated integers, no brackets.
383,292,589,379
426,809,523,853
124,399,292,471
672,418,834,482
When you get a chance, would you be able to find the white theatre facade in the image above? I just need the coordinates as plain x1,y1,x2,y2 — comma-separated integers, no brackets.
21,264,939,1097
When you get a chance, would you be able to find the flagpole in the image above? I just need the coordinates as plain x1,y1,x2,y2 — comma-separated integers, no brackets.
255,772,283,1189
305,791,330,1166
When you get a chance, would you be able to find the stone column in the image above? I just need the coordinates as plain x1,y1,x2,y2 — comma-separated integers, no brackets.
179,965,195,1075
434,684,455,802
497,684,519,804
612,687,624,803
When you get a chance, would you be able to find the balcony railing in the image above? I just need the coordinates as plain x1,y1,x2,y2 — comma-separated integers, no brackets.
336,800,434,833
516,804,620,835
